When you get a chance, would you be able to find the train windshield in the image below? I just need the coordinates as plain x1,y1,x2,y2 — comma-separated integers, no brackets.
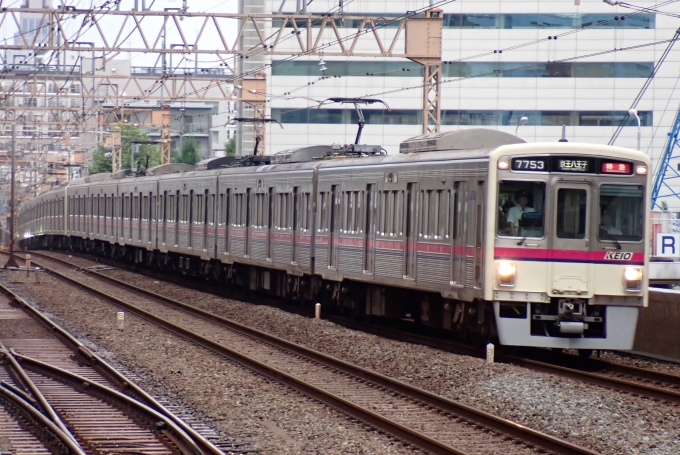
598,184,644,242
497,181,546,237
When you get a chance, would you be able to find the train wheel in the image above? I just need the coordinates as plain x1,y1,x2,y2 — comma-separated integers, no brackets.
577,349,594,359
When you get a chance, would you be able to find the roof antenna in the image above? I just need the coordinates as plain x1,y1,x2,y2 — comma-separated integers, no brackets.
559,124,568,142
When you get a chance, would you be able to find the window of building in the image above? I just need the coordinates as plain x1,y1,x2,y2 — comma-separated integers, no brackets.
274,108,652,127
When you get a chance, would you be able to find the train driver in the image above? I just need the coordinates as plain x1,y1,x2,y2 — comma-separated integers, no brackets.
507,190,535,236
600,211,622,235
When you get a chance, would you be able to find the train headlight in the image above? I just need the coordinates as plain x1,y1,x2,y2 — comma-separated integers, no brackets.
636,165,647,175
497,261,516,286
624,267,643,291
498,159,509,170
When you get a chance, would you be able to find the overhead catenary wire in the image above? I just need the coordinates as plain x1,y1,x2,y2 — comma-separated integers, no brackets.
245,2,679,115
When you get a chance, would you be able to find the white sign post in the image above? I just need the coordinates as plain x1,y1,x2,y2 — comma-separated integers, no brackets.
656,234,680,258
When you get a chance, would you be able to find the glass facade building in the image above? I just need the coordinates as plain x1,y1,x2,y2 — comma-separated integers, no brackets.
263,0,680,193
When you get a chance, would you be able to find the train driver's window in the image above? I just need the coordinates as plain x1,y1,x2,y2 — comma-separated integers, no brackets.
598,185,643,242
497,181,545,237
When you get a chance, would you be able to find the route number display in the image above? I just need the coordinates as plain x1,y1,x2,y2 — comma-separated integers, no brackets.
511,158,547,171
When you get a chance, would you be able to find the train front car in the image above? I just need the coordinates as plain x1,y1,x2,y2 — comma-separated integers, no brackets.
488,143,651,352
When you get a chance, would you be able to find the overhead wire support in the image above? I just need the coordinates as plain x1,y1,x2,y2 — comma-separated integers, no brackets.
608,27,680,146
651,105,680,209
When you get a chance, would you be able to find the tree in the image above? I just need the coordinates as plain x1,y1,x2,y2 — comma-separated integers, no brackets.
89,144,112,175
225,137,236,156
178,136,200,166
88,124,161,175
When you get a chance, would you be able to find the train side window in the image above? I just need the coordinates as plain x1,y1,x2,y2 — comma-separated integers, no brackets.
234,194,241,226
300,193,310,232
319,192,328,232
378,190,401,237
340,191,362,234
208,193,214,226
497,181,545,238
219,194,225,226
276,193,290,230
420,189,449,240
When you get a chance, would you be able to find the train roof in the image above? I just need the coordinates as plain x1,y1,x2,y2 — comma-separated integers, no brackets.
32,130,652,195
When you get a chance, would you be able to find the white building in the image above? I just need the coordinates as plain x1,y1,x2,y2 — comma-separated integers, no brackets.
250,0,680,204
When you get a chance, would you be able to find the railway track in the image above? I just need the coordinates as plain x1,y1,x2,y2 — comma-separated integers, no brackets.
0,275,233,455
17,250,601,455
37,250,680,407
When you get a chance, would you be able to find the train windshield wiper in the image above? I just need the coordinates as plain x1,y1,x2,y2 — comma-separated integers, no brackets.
516,212,541,246
601,228,622,250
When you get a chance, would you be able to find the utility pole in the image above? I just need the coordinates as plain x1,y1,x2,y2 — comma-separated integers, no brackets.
4,102,18,268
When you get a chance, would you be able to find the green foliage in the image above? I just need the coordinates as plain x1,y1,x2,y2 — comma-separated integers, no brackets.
660,200,669,211
178,136,201,166
225,137,236,156
89,144,112,175
88,125,160,175
170,148,181,164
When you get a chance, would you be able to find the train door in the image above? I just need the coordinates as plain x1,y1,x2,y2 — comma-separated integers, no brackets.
329,185,339,269
551,182,591,295
363,184,375,273
474,181,485,288
451,181,467,286
404,182,418,279
463,183,478,288
292,187,299,264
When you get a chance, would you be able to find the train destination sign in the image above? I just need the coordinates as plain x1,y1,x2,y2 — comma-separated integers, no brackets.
555,158,592,173
510,156,630,175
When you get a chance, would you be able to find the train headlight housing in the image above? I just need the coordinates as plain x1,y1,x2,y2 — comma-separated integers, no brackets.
624,267,643,291
497,261,516,286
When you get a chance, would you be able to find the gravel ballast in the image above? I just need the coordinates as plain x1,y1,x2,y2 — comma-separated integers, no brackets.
5,253,680,454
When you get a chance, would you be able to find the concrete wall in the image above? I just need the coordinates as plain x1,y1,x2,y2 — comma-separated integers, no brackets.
633,289,680,360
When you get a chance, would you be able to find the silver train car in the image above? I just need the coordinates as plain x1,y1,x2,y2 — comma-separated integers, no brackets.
18,129,651,353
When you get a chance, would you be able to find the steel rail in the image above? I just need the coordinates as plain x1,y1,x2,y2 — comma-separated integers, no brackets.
0,382,87,455
29,252,600,455
0,276,227,455
505,356,680,404
0,341,80,448
577,356,680,387
0,280,208,455
13,353,206,455
35,251,680,403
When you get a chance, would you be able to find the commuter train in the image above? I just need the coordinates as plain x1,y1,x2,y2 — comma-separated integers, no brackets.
18,129,651,353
